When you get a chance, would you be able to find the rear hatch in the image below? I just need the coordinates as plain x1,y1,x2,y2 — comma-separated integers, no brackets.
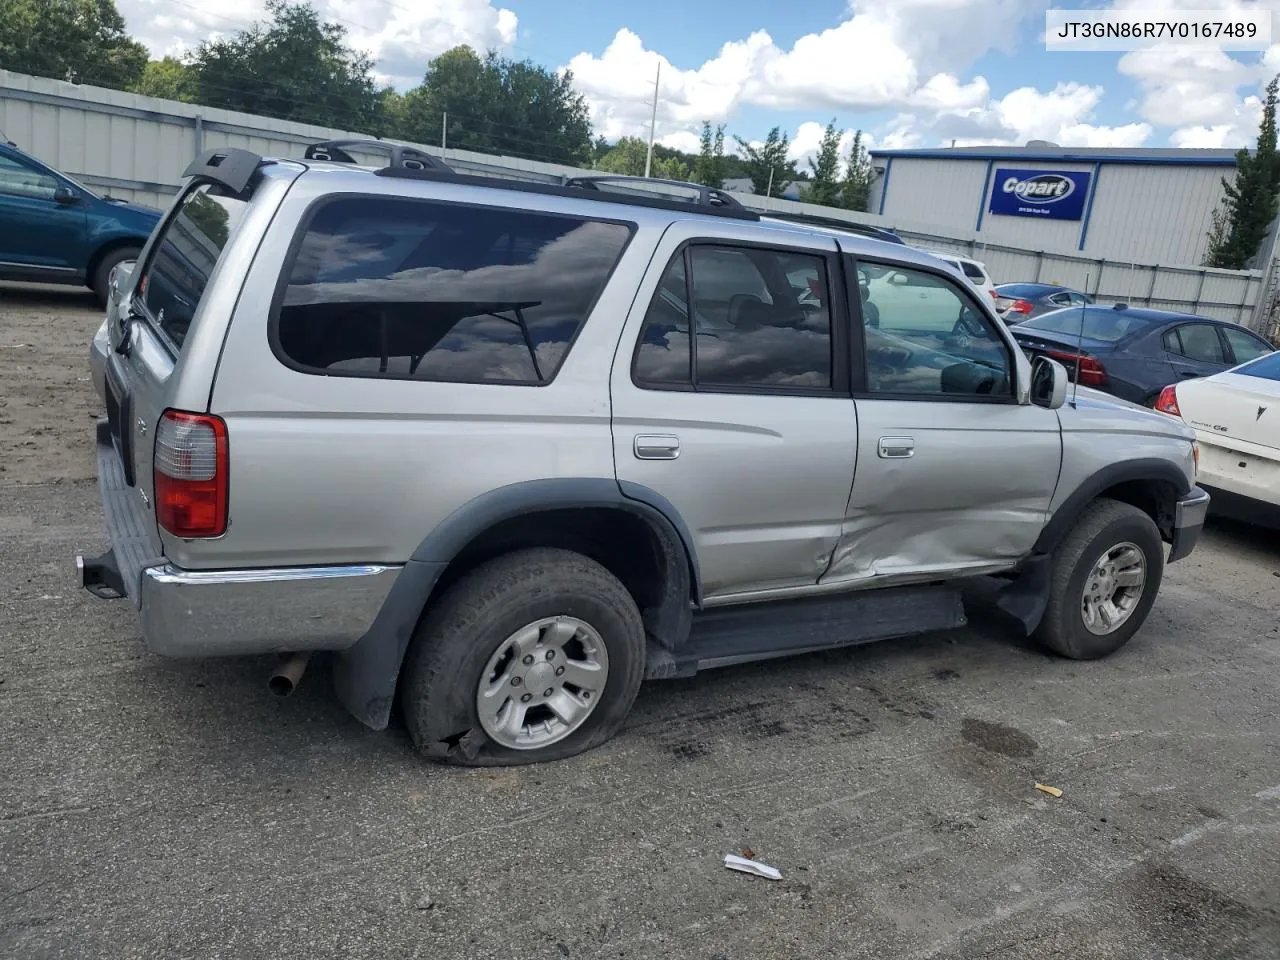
97,174,261,594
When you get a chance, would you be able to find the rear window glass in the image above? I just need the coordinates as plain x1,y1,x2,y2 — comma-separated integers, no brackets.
1019,307,1152,343
996,284,1049,298
273,197,633,385
139,183,247,349
1236,350,1280,380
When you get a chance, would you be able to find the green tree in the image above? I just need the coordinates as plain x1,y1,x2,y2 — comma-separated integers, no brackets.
807,120,843,206
0,0,147,89
596,136,690,180
398,46,593,165
733,127,795,198
693,121,726,189
191,0,380,130
1206,75,1280,269
841,129,874,212
130,57,196,102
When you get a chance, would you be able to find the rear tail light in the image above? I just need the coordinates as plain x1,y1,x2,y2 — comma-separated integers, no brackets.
154,410,228,538
1044,349,1108,388
1154,384,1182,417
1011,299,1035,314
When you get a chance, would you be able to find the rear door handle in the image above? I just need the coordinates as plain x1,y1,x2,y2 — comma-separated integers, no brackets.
878,437,915,459
634,435,680,460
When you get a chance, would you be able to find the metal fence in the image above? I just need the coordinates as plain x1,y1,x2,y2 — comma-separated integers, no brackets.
2,68,1273,331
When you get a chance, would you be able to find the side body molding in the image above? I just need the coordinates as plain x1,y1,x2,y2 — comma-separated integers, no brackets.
332,478,701,730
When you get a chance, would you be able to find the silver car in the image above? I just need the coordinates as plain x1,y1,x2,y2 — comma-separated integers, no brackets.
80,142,1210,766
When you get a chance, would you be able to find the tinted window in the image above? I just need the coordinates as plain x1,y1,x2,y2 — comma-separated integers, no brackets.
275,198,632,384
1236,350,1280,380
1020,306,1152,343
959,261,985,281
1168,324,1226,363
996,283,1052,299
858,263,1011,397
1223,326,1272,364
633,245,832,391
139,184,247,349
1048,293,1072,306
0,153,57,201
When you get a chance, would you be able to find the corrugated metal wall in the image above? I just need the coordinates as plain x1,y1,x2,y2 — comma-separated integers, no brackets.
876,155,1237,267
2,69,1271,329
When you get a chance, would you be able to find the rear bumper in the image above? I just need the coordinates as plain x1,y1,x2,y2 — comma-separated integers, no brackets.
1167,486,1211,563
82,417,401,657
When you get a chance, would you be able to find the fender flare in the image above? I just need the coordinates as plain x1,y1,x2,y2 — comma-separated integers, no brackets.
996,458,1190,635
332,478,701,730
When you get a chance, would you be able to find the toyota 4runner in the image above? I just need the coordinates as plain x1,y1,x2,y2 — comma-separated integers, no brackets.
78,142,1210,766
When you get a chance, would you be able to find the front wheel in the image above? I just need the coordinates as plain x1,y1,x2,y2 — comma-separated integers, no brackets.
399,548,646,766
1034,498,1164,659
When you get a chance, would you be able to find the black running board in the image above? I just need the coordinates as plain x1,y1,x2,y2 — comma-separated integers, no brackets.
645,583,968,679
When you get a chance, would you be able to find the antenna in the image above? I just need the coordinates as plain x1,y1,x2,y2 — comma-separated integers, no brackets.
1072,271,1089,407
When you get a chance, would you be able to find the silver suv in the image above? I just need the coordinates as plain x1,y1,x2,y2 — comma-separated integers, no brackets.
79,142,1210,766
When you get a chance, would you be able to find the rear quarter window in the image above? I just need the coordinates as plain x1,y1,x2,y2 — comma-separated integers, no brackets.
271,196,634,385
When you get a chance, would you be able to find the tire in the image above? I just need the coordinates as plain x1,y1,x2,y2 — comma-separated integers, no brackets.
1034,498,1164,660
91,246,141,308
399,547,646,766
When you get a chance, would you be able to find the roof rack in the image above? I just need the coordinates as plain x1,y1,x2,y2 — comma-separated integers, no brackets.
560,174,751,213
304,139,453,173
374,165,761,220
762,210,905,244
182,147,265,194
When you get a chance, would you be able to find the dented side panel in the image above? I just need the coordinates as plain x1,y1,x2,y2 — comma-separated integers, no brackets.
824,398,1063,584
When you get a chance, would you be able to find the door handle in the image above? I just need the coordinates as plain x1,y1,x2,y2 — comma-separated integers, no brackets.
634,435,680,460
878,437,915,459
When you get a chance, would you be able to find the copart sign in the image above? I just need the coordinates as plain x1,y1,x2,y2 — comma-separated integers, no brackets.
988,168,1091,221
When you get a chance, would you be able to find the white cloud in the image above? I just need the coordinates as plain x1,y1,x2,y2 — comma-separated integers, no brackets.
117,0,518,89
1170,95,1262,146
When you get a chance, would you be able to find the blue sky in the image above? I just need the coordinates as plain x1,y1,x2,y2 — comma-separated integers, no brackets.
118,0,1280,164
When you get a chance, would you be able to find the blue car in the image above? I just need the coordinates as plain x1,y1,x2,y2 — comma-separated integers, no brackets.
0,139,161,305
1010,303,1275,406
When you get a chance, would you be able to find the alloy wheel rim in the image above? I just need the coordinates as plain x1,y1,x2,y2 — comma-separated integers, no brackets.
475,616,610,750
1081,541,1147,636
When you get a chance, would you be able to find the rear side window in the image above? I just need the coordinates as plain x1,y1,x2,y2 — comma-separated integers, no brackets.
1222,326,1272,364
632,244,834,391
959,261,985,281
139,183,247,349
273,197,633,385
1166,323,1226,363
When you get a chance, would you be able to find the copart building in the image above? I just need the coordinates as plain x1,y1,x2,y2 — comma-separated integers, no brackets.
867,143,1246,268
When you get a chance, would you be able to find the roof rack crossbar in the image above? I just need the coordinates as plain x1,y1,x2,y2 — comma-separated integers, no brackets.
304,139,453,173
560,174,749,212
373,166,760,220
181,147,264,194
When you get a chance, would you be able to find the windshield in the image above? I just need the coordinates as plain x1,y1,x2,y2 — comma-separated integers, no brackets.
1235,350,1280,381
1018,307,1153,343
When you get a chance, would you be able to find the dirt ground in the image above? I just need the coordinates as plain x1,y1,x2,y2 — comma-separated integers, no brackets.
0,284,103,486
3,282,1280,960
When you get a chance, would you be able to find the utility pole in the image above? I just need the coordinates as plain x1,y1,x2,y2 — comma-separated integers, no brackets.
644,61,661,178
766,165,775,199
442,112,448,152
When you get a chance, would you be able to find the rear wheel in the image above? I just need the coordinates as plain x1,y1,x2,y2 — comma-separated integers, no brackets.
1034,498,1164,659
399,548,646,766
91,246,141,308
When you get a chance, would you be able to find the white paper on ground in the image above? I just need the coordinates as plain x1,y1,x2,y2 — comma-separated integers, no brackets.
723,853,782,880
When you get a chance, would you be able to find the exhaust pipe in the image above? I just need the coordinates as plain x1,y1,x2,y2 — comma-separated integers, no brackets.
269,652,312,697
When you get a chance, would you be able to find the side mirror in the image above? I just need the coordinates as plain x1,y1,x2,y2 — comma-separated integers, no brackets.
1030,355,1068,410
53,186,80,206
888,272,911,286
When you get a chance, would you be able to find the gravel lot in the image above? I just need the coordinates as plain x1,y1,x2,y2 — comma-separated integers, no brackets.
3,283,1280,959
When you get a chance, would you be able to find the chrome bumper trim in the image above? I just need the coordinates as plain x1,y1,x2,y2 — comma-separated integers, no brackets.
1168,487,1210,564
138,562,401,657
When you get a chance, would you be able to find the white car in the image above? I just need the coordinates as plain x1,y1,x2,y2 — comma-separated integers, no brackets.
928,252,1010,317
1154,350,1280,520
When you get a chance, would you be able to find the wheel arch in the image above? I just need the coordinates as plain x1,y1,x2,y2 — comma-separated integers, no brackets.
332,478,700,731
84,236,145,290
995,459,1188,636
